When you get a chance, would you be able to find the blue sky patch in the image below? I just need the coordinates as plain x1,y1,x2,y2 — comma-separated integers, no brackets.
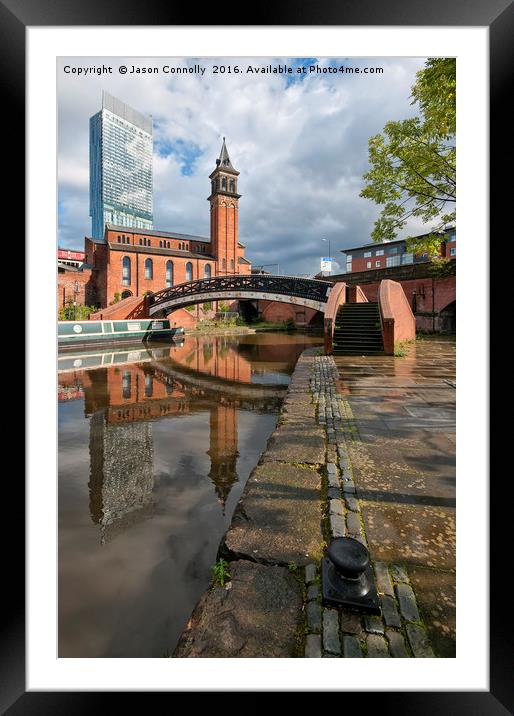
285,57,319,86
155,137,203,176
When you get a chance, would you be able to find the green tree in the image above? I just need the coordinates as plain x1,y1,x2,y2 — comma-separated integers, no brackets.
360,58,456,256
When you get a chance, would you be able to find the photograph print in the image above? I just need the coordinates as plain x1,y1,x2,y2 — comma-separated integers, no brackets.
57,55,456,659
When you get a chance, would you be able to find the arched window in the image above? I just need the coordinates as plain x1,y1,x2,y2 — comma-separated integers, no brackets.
122,256,131,285
185,262,193,281
230,180,235,192
144,374,153,398
122,371,131,400
222,177,227,191
145,258,153,280
221,258,226,271
204,264,211,279
230,259,234,270
166,260,174,287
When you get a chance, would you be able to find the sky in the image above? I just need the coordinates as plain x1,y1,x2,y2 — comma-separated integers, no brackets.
57,56,429,276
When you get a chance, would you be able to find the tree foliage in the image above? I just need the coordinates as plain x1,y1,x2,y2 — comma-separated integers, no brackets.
360,58,456,255
58,300,97,321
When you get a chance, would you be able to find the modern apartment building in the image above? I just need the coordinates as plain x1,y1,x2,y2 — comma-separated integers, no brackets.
341,227,456,273
89,92,153,240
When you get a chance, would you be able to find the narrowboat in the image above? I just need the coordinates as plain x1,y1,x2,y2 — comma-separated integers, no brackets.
58,318,184,350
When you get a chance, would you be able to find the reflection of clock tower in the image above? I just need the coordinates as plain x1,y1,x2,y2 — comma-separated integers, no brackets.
207,402,239,511
208,138,241,275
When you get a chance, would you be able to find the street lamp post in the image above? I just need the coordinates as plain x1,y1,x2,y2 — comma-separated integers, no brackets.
73,281,80,321
322,238,331,275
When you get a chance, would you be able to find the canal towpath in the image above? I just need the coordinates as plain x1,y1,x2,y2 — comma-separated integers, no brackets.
175,338,456,658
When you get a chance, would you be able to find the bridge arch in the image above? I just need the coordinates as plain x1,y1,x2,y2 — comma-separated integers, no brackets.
148,274,333,317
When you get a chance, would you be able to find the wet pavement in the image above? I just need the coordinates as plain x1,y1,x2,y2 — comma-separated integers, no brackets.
334,337,456,656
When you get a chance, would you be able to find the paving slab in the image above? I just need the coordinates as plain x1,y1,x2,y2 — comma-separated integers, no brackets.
224,462,323,565
360,501,455,570
263,424,325,465
346,440,455,504
282,398,316,419
175,561,303,657
409,566,456,657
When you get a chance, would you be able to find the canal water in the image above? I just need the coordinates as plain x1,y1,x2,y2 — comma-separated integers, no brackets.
58,332,322,657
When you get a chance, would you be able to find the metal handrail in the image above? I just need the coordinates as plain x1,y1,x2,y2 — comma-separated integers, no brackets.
149,274,332,308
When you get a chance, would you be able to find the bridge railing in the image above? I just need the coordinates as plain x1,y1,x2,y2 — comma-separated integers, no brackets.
149,274,332,308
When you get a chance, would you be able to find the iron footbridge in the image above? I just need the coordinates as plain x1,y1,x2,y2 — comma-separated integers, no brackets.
148,274,333,316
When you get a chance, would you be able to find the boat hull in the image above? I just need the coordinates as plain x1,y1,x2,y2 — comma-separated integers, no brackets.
58,319,184,351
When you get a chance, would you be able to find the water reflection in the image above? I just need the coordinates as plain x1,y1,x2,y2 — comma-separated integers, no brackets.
89,412,155,545
58,332,321,656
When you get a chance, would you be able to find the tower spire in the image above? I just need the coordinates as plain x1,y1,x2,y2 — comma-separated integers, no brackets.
208,138,241,275
216,137,237,172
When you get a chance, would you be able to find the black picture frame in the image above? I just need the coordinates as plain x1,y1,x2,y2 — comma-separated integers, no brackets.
5,0,510,711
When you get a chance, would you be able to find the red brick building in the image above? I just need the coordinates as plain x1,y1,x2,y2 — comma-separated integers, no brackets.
341,227,456,274
84,139,251,309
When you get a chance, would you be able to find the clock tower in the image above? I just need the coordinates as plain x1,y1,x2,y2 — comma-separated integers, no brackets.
208,138,241,275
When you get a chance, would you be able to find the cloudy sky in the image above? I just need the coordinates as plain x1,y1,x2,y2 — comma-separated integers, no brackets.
58,56,429,275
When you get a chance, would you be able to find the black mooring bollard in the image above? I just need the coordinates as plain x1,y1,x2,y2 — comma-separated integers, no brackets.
322,537,381,614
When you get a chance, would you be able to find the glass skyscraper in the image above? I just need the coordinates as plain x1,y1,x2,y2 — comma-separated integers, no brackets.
89,92,153,240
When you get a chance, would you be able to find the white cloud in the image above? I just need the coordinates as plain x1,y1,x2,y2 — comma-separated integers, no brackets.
58,56,428,274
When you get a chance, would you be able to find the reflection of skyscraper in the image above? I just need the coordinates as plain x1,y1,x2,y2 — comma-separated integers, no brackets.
89,411,154,543
89,91,153,240
207,402,239,510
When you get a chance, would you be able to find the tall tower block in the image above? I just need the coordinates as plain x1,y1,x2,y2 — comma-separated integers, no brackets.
89,91,153,241
208,138,241,275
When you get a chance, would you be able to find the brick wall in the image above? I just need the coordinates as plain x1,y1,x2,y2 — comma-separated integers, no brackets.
258,300,320,326
86,228,250,309
356,276,455,332
57,266,94,309
211,197,239,275
358,276,455,314
104,248,217,306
